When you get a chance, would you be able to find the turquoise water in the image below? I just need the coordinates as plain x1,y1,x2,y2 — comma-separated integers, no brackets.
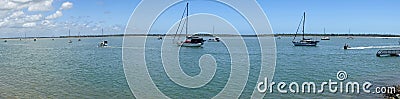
1,36,399,98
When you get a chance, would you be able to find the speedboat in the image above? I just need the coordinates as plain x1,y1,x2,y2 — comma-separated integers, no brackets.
99,40,108,47
343,43,350,50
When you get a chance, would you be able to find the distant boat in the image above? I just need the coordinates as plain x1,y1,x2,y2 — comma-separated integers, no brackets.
321,28,330,40
67,29,72,43
277,36,282,39
321,36,330,40
208,37,220,42
157,36,163,40
346,28,354,39
174,2,204,47
292,12,319,46
4,40,7,42
376,50,400,57
78,32,81,41
33,38,37,41
98,28,108,47
99,40,108,47
208,26,220,42
346,37,354,39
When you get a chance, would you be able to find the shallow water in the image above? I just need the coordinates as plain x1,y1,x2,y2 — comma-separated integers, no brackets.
0,36,399,98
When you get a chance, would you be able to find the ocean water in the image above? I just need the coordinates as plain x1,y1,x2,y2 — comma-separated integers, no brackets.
0,36,399,98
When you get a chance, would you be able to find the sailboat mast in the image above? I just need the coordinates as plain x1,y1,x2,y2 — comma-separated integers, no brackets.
185,2,189,36
324,28,326,34
68,29,70,37
212,26,215,34
302,12,306,40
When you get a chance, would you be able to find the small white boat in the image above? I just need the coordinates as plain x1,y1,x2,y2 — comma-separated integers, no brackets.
157,36,163,40
321,36,330,40
321,28,330,40
277,36,282,39
98,29,108,47
346,37,354,39
68,40,72,43
99,40,108,47
208,37,220,42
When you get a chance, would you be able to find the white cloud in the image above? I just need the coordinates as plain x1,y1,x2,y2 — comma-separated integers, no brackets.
10,0,32,3
27,0,53,11
60,2,73,10
22,22,36,27
9,10,24,18
24,14,42,22
45,10,62,20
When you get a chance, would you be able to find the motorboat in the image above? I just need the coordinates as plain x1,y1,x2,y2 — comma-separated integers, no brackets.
208,37,220,42
99,40,108,47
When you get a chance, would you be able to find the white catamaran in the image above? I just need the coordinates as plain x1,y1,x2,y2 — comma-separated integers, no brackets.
292,12,320,46
173,2,204,47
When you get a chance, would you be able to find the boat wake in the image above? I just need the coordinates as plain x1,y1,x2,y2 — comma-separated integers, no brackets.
346,45,400,50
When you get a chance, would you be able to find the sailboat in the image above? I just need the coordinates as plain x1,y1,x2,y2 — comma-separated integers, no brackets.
321,28,330,40
98,28,108,47
346,29,354,39
292,12,320,46
208,26,220,42
67,29,72,43
78,32,81,41
173,2,204,47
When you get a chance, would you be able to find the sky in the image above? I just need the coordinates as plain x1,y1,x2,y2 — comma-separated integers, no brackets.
0,0,399,38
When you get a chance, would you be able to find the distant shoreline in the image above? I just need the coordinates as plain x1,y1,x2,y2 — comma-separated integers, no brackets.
2,33,400,39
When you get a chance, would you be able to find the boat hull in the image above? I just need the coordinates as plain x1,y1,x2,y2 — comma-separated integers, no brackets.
292,41,319,46
179,42,202,47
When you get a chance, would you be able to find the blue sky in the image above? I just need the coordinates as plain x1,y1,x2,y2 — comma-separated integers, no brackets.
0,0,399,37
